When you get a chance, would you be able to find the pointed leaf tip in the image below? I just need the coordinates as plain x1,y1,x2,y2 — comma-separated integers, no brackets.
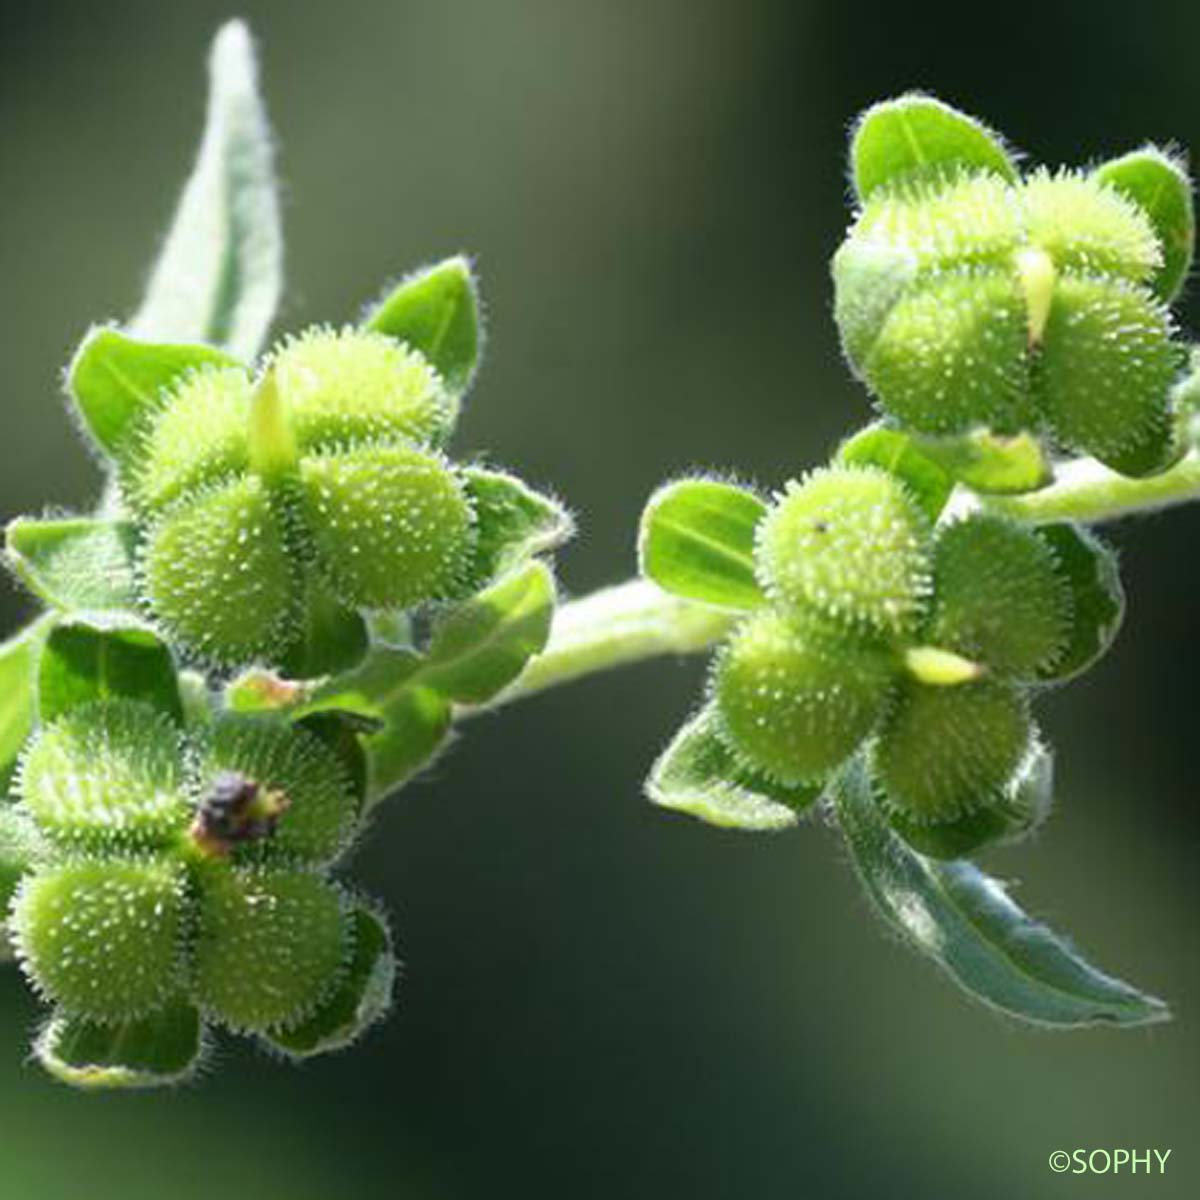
129,20,282,361
366,257,481,394
833,757,1169,1028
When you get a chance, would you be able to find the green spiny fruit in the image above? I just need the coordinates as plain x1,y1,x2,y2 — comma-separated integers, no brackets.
712,609,896,785
192,865,348,1033
873,679,1032,824
141,476,297,665
929,514,1071,676
1021,170,1162,283
1034,274,1177,475
124,367,252,514
191,716,358,864
849,174,1022,274
272,327,455,452
755,465,931,636
299,443,473,609
833,144,1184,464
11,858,185,1022
857,268,1033,435
19,700,188,852
886,736,1053,859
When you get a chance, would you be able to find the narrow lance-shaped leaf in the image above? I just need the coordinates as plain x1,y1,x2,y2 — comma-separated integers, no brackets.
129,20,282,361
1094,147,1195,303
266,906,395,1058
851,94,1017,201
67,329,239,458
832,755,1169,1028
366,256,481,394
35,998,203,1090
38,614,183,725
646,705,820,831
421,560,556,704
6,516,140,612
638,478,767,610
461,468,574,587
836,424,954,522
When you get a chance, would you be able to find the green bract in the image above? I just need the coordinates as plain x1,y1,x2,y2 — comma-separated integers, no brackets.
834,94,1195,475
56,258,570,672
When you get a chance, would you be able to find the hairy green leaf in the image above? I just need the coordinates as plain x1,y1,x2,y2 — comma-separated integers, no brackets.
836,424,954,522
364,685,453,803
646,705,820,830
36,998,203,1089
38,614,183,725
913,430,1050,495
366,257,481,394
128,20,282,360
833,756,1168,1027
422,561,555,704
1094,147,1195,302
462,468,574,585
638,479,767,610
301,648,452,804
267,906,394,1057
6,517,139,612
0,618,51,789
1035,524,1125,683
851,94,1017,201
67,329,239,458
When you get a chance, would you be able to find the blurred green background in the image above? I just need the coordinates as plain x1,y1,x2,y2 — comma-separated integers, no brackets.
1,1,1198,1196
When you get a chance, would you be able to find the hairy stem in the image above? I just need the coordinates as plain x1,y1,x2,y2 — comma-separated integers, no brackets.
977,450,1200,524
472,579,734,712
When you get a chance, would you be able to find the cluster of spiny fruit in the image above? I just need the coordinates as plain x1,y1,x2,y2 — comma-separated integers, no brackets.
2,697,389,1085
0,260,570,1086
703,459,1104,857
834,96,1195,477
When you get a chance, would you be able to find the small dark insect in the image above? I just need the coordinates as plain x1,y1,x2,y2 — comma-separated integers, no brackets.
190,770,291,855
813,521,829,534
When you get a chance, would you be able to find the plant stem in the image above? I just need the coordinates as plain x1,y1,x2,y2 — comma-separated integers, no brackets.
976,450,1200,525
471,579,734,712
